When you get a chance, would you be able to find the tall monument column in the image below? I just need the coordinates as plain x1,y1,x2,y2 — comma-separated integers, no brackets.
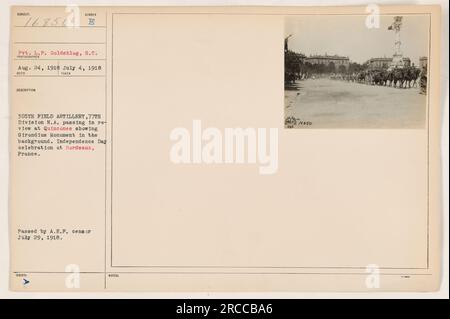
388,16,404,68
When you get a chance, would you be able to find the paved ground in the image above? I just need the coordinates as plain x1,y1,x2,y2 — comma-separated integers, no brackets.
284,78,427,128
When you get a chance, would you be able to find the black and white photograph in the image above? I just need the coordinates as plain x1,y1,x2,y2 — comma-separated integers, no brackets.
284,15,430,128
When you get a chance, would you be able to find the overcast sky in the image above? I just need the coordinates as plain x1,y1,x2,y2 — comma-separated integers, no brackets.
285,15,429,66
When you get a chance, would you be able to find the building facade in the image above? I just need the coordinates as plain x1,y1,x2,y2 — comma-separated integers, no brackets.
367,57,392,69
305,54,350,71
419,56,428,70
367,57,411,69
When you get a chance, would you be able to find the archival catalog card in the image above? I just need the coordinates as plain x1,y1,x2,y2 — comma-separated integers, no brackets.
9,5,442,292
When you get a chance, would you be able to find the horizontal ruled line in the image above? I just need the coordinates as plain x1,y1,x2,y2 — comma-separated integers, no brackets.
12,271,433,276
14,75,105,78
14,25,106,28
14,58,106,61
111,264,430,269
14,42,106,44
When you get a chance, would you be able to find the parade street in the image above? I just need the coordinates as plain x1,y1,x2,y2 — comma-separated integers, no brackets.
284,78,427,128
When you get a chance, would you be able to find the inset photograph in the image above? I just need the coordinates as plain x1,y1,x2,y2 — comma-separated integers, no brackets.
284,15,429,128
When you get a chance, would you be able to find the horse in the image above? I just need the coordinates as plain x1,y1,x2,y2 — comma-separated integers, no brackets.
404,67,421,88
